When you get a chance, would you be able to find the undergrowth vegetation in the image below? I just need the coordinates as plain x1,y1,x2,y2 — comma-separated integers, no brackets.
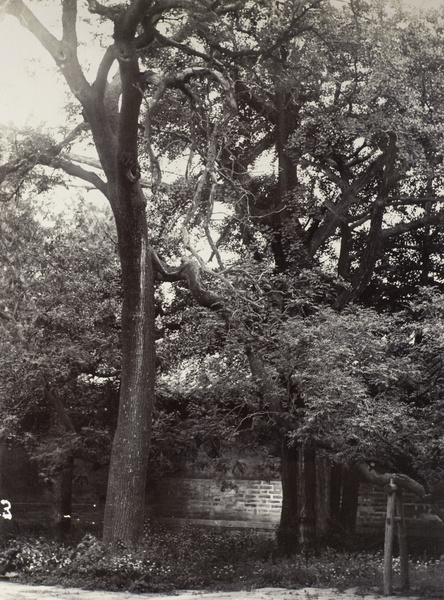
0,525,443,595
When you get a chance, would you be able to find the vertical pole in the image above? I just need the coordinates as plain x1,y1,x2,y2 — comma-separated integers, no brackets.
383,480,397,596
396,490,409,591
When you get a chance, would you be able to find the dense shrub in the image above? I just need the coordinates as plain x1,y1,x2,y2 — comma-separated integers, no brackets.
0,525,443,596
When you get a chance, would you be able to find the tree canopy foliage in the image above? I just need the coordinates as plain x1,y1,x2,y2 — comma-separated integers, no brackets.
1,0,444,547
0,194,121,532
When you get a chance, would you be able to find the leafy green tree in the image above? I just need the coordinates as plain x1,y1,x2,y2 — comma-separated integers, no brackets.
0,195,120,536
284,0,444,308
2,0,444,550
148,0,444,549
1,0,329,547
156,276,444,549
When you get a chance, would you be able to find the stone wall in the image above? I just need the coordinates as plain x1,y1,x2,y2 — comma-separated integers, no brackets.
1,443,443,547
357,483,443,541
150,477,444,543
0,445,106,535
150,478,282,529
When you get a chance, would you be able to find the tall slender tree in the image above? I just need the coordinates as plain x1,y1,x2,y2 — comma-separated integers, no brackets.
1,0,328,547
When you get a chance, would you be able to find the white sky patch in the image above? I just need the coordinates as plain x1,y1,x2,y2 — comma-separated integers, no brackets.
0,4,111,129
0,16,67,128
0,0,442,129
0,0,440,219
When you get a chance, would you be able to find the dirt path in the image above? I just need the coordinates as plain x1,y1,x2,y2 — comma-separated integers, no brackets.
0,582,424,600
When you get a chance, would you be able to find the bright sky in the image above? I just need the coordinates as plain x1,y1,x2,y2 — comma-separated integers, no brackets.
0,2,109,131
0,0,442,132
0,16,63,128
0,0,441,261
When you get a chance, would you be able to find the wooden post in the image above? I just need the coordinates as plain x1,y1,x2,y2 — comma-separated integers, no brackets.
383,479,397,595
396,490,409,591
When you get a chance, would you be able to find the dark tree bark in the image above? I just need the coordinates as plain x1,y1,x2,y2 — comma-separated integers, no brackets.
339,468,360,539
4,0,157,547
329,464,360,549
46,456,74,539
39,380,77,538
278,443,331,554
246,346,324,551
102,186,155,546
278,442,301,554
334,133,398,308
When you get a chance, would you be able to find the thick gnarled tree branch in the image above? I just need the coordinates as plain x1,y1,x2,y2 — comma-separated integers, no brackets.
356,463,426,498
152,251,225,311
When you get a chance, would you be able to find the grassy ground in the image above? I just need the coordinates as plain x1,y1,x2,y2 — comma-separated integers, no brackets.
1,525,443,596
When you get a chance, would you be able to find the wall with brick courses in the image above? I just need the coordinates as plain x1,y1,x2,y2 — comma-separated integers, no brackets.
151,478,282,528
357,483,444,540
150,477,444,540
2,442,443,542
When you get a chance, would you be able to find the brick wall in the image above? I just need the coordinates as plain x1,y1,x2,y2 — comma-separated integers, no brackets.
357,483,444,539
2,442,443,543
150,477,444,540
151,478,282,528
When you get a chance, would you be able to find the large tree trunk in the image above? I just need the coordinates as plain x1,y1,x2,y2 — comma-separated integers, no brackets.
279,445,364,554
247,349,330,553
90,17,156,547
330,464,360,549
338,467,360,545
102,181,156,547
278,442,319,553
1,0,156,548
273,86,304,272
46,455,74,539
279,451,360,553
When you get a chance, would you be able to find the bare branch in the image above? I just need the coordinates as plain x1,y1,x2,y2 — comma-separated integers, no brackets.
5,0,91,103
154,30,216,64
62,0,78,48
204,222,224,270
151,252,225,311
142,103,162,193
168,67,237,114
150,0,189,15
199,0,322,60
4,0,64,62
68,153,152,189
104,71,121,134
299,157,343,187
0,157,28,186
356,463,426,498
53,122,90,154
335,133,398,308
0,123,88,189
235,130,275,170
85,0,123,21
93,44,117,105
388,196,444,206
50,157,109,197
234,80,277,125
382,210,444,238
